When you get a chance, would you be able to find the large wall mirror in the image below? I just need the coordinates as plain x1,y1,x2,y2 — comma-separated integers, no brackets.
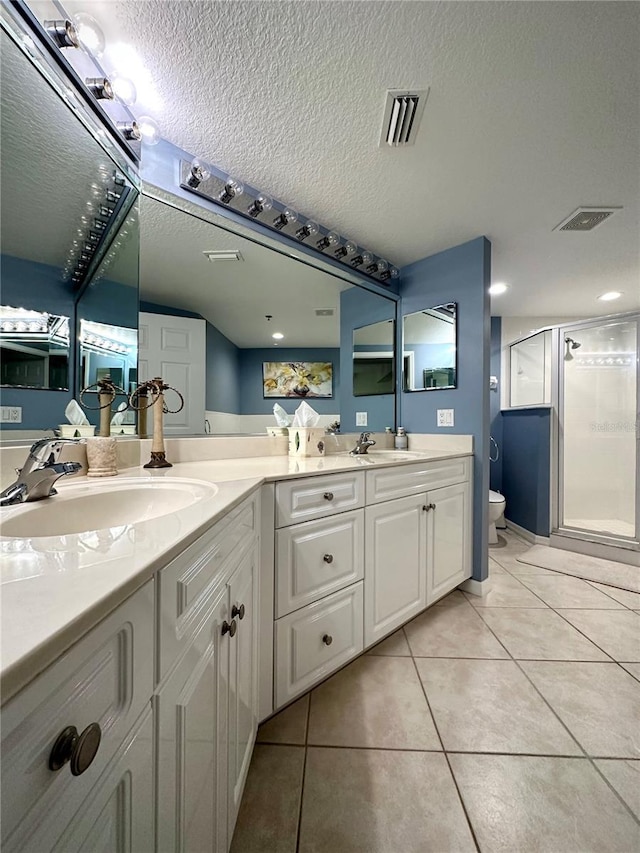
0,13,139,437
403,303,458,391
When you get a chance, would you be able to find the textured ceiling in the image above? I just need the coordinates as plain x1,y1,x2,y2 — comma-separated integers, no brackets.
64,2,640,316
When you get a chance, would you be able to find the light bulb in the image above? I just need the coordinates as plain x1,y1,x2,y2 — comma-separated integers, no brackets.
219,179,244,204
316,231,340,251
376,260,389,274
361,252,373,267
248,194,273,218
73,13,105,57
389,267,399,279
273,208,297,230
296,221,319,241
85,77,113,100
186,159,210,188
137,116,160,145
110,75,137,106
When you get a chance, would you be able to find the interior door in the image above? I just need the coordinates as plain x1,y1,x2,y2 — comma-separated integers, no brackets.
138,312,205,434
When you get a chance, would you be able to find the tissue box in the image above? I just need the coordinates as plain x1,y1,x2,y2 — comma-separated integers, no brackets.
266,426,288,437
59,424,96,438
112,425,136,436
288,427,325,457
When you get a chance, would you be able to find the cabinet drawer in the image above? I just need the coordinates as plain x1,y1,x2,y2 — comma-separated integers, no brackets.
276,510,364,617
366,456,471,504
276,472,364,527
275,582,363,707
1,582,154,848
157,493,258,681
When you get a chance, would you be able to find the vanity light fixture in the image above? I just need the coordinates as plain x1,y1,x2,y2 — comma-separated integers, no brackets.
219,179,244,204
43,20,79,49
351,251,372,269
380,266,399,282
296,221,319,242
248,195,273,218
334,240,357,259
137,116,160,146
110,75,137,106
85,77,113,100
273,209,297,230
367,258,387,275
116,121,141,141
317,231,339,251
72,13,105,57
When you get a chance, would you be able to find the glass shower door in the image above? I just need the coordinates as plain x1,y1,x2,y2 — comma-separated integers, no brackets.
560,316,638,540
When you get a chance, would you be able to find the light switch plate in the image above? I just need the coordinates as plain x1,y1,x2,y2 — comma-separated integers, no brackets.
0,406,22,423
355,412,368,426
437,409,454,427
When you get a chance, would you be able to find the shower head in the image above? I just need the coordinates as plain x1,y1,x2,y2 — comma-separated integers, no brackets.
565,336,581,350
564,336,581,361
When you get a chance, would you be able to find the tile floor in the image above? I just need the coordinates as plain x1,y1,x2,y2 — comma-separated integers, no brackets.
231,531,640,852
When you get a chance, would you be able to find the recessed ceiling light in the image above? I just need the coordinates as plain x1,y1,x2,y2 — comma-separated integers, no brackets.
272,332,284,340
598,291,622,302
489,282,509,295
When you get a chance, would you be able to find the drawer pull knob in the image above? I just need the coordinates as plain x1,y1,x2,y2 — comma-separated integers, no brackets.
322,634,333,646
323,554,334,564
232,603,246,620
423,503,436,512
49,723,101,776
323,492,334,501
222,619,237,637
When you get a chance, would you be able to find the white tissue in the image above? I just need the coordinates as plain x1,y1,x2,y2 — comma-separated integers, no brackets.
110,401,128,427
273,403,292,428
292,401,320,428
65,399,90,426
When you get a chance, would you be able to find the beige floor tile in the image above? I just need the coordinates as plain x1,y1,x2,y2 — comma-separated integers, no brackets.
499,557,556,576
464,573,549,608
416,658,581,755
230,745,304,853
449,754,640,853
404,598,509,658
588,582,640,610
557,609,640,661
299,748,475,853
594,759,640,819
621,662,640,682
519,575,627,609
257,694,309,744
307,655,440,750
431,589,474,607
366,628,410,656
488,558,508,575
477,608,611,661
521,661,640,758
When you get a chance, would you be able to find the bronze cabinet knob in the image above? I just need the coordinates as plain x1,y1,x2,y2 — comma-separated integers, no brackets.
322,634,333,646
323,554,334,564
232,603,246,620
49,723,102,776
323,492,334,501
422,503,436,512
222,619,237,637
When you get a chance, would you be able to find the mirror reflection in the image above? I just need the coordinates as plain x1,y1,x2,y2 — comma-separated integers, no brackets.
403,303,457,391
80,320,138,393
352,320,395,396
0,307,70,390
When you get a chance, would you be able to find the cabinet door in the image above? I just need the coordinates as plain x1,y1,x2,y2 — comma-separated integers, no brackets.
364,495,427,647
156,583,229,853
426,481,472,604
227,543,259,839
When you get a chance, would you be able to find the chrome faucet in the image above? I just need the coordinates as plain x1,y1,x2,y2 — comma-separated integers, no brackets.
350,432,376,455
0,439,82,506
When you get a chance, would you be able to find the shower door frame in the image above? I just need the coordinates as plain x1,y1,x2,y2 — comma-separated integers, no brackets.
552,311,640,551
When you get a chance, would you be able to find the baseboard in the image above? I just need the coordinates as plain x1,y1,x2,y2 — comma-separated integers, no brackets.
459,577,492,597
505,519,550,546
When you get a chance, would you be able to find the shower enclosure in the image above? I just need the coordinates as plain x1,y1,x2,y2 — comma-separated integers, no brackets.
557,313,639,548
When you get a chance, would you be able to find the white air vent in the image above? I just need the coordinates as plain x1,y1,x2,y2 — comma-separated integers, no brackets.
554,207,621,232
380,88,429,147
315,308,334,317
202,250,243,261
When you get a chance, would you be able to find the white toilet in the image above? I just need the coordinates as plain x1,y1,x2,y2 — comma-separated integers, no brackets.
489,490,506,545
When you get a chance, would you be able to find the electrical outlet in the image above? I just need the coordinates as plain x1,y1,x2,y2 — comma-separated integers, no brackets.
437,408,454,428
1,406,22,423
355,412,368,427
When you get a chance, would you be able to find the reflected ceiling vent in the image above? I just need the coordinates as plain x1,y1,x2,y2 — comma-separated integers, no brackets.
380,88,429,147
202,250,243,261
315,308,334,317
554,207,622,232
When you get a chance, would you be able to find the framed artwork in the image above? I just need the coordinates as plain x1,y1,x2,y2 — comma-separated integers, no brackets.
263,361,333,398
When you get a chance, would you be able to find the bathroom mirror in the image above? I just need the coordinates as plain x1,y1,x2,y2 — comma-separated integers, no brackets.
0,307,70,390
352,320,395,396
402,303,457,391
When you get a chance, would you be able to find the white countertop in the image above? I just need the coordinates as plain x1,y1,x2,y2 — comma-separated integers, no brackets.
0,448,470,703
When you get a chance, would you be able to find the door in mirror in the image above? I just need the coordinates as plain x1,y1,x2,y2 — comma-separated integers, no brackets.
403,303,457,391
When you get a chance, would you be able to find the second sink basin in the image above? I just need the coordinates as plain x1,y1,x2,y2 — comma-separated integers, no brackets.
0,478,218,538
342,450,426,462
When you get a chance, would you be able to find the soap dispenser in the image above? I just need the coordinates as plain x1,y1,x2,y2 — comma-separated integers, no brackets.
395,427,408,450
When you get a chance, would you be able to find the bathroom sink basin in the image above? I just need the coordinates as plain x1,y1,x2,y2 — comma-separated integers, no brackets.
0,478,218,538
342,450,426,462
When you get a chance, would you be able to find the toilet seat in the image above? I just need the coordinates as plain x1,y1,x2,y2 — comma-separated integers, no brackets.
489,490,505,505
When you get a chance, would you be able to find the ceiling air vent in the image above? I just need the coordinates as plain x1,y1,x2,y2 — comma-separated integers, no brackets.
380,89,429,147
315,309,334,317
554,207,621,232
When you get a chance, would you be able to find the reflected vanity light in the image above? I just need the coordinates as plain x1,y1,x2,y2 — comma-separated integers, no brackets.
73,13,105,57
44,20,79,49
272,332,284,340
598,291,622,302
137,116,160,146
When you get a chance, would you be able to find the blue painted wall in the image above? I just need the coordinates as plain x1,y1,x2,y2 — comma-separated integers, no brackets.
399,237,491,582
502,408,551,537
0,255,75,430
239,349,339,416
490,316,503,491
340,289,396,432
